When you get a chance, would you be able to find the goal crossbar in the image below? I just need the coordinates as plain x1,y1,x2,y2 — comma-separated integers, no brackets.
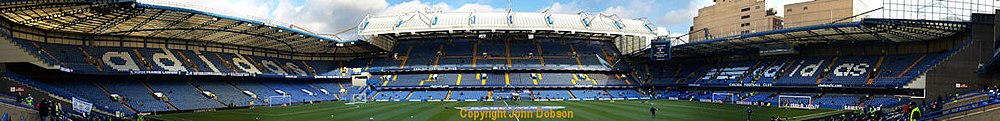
711,93,737,103
776,95,816,109
267,95,292,107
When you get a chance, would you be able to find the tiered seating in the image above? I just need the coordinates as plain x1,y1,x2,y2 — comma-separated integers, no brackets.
437,40,475,68
296,82,339,100
569,89,608,99
232,81,278,104
764,94,816,106
38,43,101,72
375,73,631,87
43,80,134,114
742,93,773,102
9,39,62,68
822,56,878,85
692,92,714,101
373,90,409,100
646,53,947,88
863,96,908,107
189,80,256,107
487,73,508,85
98,80,174,112
340,85,365,101
540,73,575,85
310,82,349,100
920,89,1000,120
775,57,831,85
508,73,533,86
17,40,342,76
607,89,642,98
386,74,428,86
533,90,572,99
145,80,225,110
363,39,614,70
260,81,321,103
812,95,861,109
651,90,686,99
408,90,448,101
15,73,356,113
449,90,488,101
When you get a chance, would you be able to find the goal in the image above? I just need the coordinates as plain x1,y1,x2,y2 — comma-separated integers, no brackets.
777,95,816,109
267,95,292,107
346,86,369,105
711,93,737,103
345,94,367,105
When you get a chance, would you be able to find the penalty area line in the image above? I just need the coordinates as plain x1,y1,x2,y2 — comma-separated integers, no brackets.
502,100,521,121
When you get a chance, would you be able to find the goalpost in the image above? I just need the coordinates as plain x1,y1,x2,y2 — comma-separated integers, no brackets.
346,86,370,105
267,95,292,107
777,95,816,109
346,94,367,105
711,93,737,103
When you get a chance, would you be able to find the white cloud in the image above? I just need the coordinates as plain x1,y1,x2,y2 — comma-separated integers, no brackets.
601,6,628,16
380,0,452,16
654,27,670,36
271,0,389,40
654,27,689,44
175,0,276,19
541,2,583,14
172,0,388,40
454,4,503,12
600,0,654,18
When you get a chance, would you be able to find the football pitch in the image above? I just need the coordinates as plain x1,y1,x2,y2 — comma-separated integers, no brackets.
150,100,845,121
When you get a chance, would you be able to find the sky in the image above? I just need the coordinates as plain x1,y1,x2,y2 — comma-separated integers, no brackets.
173,0,816,40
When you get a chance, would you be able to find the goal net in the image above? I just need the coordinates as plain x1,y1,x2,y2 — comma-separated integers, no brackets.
346,86,369,105
777,95,816,109
345,94,367,105
711,93,736,103
267,95,292,107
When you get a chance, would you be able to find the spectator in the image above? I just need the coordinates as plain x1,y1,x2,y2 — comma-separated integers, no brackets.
26,94,33,105
15,92,22,103
53,101,61,119
910,106,921,121
39,99,50,121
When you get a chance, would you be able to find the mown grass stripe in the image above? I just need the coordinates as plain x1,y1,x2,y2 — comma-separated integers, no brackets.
151,100,842,121
382,102,445,120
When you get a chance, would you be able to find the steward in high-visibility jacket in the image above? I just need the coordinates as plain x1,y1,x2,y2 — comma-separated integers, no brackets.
910,107,922,121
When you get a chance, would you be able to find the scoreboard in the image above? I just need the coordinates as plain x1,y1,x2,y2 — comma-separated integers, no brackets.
650,41,672,61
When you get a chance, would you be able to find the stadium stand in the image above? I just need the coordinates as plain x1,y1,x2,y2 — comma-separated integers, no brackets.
643,53,947,88
408,90,449,101
2,1,999,121
361,39,616,71
448,90,489,101
532,90,573,100
11,40,343,77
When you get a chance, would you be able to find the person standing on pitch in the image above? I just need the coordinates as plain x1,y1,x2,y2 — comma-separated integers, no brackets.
650,105,658,118
746,107,753,121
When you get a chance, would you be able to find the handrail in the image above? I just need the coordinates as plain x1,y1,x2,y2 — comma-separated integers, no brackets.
920,98,1000,120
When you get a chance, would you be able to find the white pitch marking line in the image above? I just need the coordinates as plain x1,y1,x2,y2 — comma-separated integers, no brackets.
502,100,521,121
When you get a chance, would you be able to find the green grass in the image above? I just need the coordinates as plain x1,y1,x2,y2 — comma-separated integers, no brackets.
150,100,845,121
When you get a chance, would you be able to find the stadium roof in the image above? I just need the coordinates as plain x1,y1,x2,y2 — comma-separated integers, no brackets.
357,11,657,54
358,12,657,38
0,0,379,55
668,18,968,57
